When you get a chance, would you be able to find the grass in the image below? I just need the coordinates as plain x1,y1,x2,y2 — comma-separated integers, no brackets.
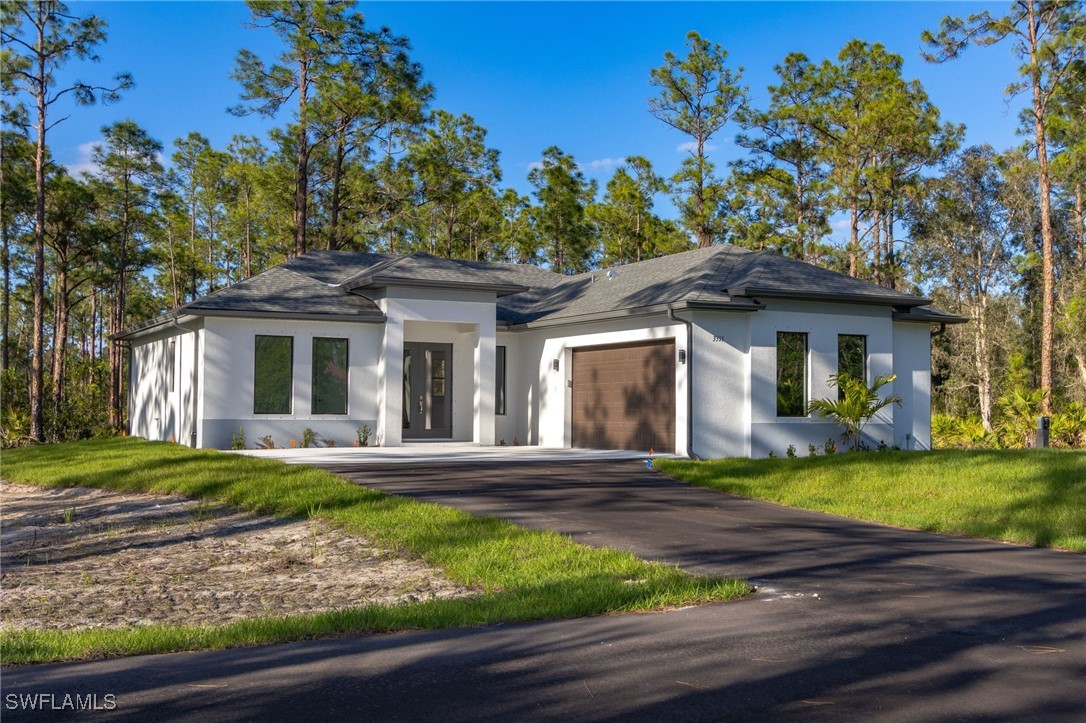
1,438,749,665
656,449,1086,552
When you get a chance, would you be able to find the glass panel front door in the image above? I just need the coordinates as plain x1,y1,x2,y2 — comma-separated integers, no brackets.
403,342,452,438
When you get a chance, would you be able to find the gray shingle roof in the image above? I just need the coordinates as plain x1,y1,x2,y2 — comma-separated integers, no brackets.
722,251,929,306
119,246,955,338
341,252,561,297
183,266,383,318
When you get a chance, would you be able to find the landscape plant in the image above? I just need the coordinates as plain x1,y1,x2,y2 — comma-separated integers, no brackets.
808,373,902,452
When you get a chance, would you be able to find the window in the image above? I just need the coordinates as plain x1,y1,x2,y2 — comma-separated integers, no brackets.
312,337,348,415
838,334,867,385
776,332,808,417
254,335,293,414
167,339,176,393
495,345,507,416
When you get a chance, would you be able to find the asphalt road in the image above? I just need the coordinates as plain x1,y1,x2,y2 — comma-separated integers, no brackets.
5,460,1084,721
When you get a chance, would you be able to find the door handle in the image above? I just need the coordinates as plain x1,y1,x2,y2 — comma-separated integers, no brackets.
418,395,423,414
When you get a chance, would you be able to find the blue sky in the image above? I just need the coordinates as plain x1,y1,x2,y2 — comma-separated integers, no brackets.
45,1,1019,221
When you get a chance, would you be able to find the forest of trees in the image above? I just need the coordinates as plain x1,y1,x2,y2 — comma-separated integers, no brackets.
1,0,1083,448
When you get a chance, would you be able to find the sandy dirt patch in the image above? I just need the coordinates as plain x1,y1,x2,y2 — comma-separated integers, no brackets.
1,481,476,630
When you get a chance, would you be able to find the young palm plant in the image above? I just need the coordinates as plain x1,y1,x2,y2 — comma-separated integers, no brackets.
809,373,902,452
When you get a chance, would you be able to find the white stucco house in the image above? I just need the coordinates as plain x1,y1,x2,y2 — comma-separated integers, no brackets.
117,245,964,458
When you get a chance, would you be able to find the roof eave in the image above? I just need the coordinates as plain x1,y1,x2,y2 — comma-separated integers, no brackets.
505,299,762,330
892,309,969,324
115,308,386,340
728,287,931,308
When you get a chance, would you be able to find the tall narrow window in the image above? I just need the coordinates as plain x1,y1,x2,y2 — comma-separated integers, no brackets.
254,335,293,414
838,334,867,383
312,337,348,414
776,332,808,417
495,345,507,416
167,339,176,393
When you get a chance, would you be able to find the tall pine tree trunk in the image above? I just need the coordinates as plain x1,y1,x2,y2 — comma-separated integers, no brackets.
2,208,10,374
1076,183,1084,261
109,198,130,430
30,60,47,442
1028,2,1055,416
329,137,345,250
51,264,70,431
848,201,860,277
975,293,993,431
294,59,310,258
871,207,882,285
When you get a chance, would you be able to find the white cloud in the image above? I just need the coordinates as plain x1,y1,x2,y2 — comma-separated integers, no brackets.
578,157,626,173
526,160,545,172
676,141,719,154
65,140,101,178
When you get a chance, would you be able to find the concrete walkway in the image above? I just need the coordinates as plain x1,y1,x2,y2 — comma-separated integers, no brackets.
231,444,669,465
4,460,1084,721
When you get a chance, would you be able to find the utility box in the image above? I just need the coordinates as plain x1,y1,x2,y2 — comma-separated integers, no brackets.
1036,416,1051,448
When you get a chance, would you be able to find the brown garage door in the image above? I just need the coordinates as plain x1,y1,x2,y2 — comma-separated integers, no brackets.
572,339,675,452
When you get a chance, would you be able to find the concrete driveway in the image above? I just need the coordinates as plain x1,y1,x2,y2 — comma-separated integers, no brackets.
5,460,1084,721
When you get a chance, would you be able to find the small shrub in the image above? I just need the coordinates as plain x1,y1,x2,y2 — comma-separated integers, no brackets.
230,427,246,450
302,428,316,448
357,425,371,447
808,372,901,452
786,444,797,459
767,450,777,459
256,435,275,449
824,437,837,454
807,443,818,457
1052,402,1086,448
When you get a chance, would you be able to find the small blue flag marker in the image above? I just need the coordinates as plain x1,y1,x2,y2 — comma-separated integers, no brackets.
646,459,653,469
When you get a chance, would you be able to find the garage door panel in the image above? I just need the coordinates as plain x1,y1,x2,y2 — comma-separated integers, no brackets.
571,340,675,453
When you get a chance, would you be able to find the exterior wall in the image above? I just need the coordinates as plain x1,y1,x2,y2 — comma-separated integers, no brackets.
129,324,199,445
374,287,496,447
514,315,688,454
892,321,933,450
689,310,753,458
198,316,383,449
747,300,899,458
494,330,521,446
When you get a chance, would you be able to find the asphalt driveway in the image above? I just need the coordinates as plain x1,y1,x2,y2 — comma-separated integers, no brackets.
5,460,1084,721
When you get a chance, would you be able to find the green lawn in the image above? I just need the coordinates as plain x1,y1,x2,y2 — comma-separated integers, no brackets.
1,438,748,665
656,450,1086,552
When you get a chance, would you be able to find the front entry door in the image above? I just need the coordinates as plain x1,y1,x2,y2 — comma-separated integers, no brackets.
402,343,453,439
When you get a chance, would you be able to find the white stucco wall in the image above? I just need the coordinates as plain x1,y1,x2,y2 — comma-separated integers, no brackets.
745,300,902,457
494,330,521,446
374,287,496,447
689,310,753,458
892,321,933,450
197,316,383,449
129,323,201,446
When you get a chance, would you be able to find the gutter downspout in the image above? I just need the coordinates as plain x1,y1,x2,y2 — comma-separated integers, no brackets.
668,306,696,460
170,314,200,448
930,322,947,339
